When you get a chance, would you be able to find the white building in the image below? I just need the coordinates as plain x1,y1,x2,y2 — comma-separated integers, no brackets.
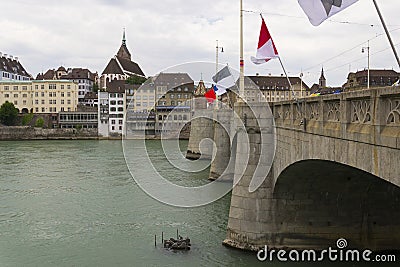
97,80,126,137
0,53,31,81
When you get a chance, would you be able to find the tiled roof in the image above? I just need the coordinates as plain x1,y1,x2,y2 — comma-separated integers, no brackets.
0,55,30,77
349,69,400,78
116,56,145,77
248,76,310,91
102,58,124,75
154,73,193,88
62,68,96,81
37,69,57,80
107,80,126,93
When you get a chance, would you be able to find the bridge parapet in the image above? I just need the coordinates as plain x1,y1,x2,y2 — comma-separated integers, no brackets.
273,87,400,149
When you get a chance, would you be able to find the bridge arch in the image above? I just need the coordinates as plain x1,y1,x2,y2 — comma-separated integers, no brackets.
272,160,400,250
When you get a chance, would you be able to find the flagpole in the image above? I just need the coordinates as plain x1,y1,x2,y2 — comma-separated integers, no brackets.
372,0,400,68
239,0,245,102
278,57,294,99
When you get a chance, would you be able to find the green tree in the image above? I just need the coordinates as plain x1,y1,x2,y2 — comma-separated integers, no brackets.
22,113,34,126
0,101,18,126
126,75,147,85
92,83,100,93
35,117,45,128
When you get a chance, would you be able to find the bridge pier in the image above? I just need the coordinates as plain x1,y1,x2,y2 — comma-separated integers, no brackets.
186,109,214,160
209,109,235,181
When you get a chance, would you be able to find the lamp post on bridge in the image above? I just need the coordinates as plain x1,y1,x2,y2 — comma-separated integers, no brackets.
362,41,370,89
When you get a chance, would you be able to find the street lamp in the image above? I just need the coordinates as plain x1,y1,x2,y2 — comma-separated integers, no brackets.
362,41,370,89
216,40,224,76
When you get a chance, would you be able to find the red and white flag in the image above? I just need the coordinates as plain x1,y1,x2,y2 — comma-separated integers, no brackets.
298,0,359,26
251,17,279,65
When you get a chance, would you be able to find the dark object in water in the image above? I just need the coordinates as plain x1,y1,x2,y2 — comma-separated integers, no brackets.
164,235,191,251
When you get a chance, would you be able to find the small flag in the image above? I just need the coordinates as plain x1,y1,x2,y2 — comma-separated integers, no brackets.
204,88,216,103
251,17,279,65
298,0,359,26
212,66,231,84
213,84,227,96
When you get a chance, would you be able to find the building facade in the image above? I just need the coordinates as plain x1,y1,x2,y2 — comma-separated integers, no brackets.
249,75,311,102
344,69,400,90
0,80,78,114
0,53,31,81
36,67,97,103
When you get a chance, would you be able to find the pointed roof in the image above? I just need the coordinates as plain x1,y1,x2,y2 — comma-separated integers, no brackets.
320,67,326,80
116,56,145,76
117,29,131,61
102,58,124,75
194,80,207,96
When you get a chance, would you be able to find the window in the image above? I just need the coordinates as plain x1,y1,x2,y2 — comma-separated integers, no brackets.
67,92,71,97
41,92,45,97
14,101,18,105
49,84,57,90
61,100,64,105
111,120,116,125
170,94,175,99
23,94,27,98
4,86,9,91
119,120,123,125
42,100,45,104
67,100,71,105
41,85,45,90
4,94,9,98
13,86,18,91
35,100,39,105
67,85,71,90
61,92,65,97
22,86,27,91
35,85,39,90
13,94,18,98
61,85,65,90
36,108,39,112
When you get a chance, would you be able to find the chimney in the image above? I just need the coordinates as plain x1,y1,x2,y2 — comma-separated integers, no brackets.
15,57,19,62
4,54,8,58
0,52,2,57
9,55,13,60
256,73,259,76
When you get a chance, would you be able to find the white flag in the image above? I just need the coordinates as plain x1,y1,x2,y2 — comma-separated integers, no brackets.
251,17,279,65
298,0,359,26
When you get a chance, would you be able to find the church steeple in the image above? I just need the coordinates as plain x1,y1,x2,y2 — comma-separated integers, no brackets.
319,67,326,88
122,28,126,46
117,28,131,61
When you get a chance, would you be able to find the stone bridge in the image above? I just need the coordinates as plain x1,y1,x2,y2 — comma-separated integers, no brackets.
187,87,400,251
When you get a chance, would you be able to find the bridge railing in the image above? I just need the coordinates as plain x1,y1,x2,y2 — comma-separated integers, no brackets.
272,87,400,149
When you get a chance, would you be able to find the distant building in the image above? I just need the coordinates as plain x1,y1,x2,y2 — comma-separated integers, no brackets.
36,67,97,103
247,75,310,102
97,80,126,137
0,53,31,81
100,30,145,90
133,78,156,112
344,69,400,90
0,80,78,114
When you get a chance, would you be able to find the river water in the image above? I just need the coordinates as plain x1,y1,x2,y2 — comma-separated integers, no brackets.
1,140,397,267
0,140,261,266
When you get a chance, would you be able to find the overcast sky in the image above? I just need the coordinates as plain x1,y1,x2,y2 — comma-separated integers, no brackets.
1,0,399,87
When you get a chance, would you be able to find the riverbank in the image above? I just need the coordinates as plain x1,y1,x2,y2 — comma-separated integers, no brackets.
0,126,98,140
